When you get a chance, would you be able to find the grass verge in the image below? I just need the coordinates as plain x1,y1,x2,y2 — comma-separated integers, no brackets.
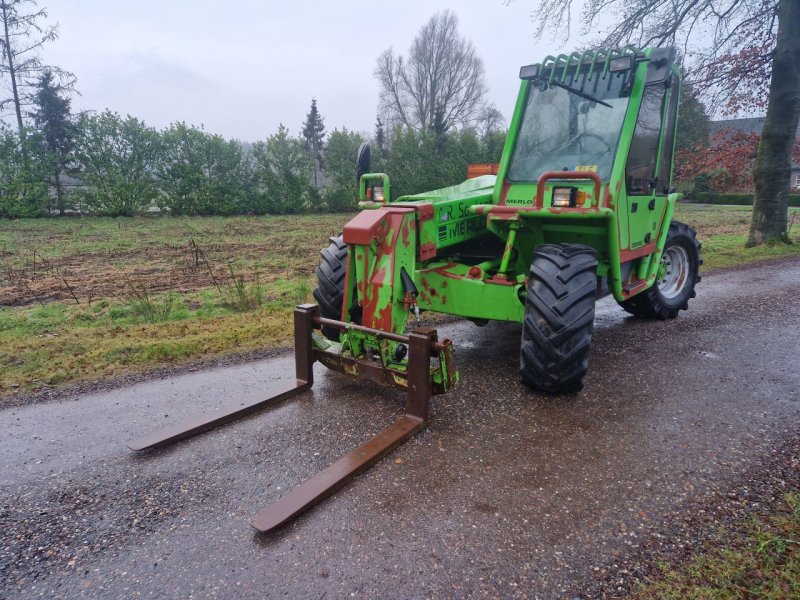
634,492,800,599
0,286,307,393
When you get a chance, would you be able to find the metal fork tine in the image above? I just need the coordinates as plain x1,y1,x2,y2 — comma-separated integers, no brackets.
250,414,424,533
127,379,311,451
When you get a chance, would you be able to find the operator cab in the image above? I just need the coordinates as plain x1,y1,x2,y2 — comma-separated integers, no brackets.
502,48,678,212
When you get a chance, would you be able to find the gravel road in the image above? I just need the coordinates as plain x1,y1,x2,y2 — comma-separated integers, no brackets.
1,257,799,599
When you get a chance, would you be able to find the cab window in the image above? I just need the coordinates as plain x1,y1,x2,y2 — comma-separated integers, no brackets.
626,85,666,195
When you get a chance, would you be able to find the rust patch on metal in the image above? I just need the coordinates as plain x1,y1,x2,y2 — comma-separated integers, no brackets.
420,242,436,261
499,180,511,205
485,275,518,286
546,206,594,214
602,185,613,209
362,266,388,328
344,207,415,246
343,209,387,245
619,242,657,263
417,203,434,222
401,220,411,248
621,279,648,298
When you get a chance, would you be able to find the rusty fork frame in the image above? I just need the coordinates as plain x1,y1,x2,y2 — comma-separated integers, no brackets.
127,304,447,534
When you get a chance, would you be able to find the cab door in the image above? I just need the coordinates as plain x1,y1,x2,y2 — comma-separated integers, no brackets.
624,75,679,252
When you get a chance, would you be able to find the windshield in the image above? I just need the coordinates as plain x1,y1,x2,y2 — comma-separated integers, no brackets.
508,70,630,181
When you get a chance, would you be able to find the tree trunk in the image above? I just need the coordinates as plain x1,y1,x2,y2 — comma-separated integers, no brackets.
55,167,64,215
748,0,800,246
312,143,319,188
1,3,25,139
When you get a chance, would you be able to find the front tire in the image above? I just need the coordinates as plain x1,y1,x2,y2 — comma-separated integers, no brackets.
520,243,598,394
619,221,702,319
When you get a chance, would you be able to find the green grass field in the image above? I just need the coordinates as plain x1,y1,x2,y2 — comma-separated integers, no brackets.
676,204,800,270
0,205,798,399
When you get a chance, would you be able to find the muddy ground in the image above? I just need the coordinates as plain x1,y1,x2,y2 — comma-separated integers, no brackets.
0,216,342,306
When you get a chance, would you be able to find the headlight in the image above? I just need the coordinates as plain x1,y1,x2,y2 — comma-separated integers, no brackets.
552,187,576,207
609,56,634,72
519,64,540,80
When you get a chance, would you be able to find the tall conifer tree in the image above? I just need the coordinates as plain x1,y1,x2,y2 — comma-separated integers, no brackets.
30,69,75,214
301,98,325,188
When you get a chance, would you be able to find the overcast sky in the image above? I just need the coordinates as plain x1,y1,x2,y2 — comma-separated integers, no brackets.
40,0,561,142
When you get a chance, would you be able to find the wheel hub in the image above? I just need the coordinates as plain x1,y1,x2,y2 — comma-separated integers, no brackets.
658,245,689,299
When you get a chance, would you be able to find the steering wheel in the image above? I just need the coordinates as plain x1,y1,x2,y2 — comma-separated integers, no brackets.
574,132,613,154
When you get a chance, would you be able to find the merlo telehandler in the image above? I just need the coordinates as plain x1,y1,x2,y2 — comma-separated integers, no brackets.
129,47,701,533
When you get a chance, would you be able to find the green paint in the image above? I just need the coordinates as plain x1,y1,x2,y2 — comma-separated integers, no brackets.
498,221,520,276
416,262,526,322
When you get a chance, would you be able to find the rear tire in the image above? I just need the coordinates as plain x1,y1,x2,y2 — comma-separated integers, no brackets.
312,236,348,341
520,243,598,394
619,221,702,319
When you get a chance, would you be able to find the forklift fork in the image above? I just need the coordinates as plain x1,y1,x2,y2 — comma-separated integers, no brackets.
127,304,447,533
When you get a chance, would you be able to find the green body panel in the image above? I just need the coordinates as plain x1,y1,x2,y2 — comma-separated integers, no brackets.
345,46,683,348
395,175,497,254
415,261,525,322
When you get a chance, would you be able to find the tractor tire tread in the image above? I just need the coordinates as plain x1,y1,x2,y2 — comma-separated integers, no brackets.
520,243,598,394
312,236,348,340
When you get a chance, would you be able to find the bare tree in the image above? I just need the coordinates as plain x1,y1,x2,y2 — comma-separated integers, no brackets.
375,11,488,133
0,0,73,138
476,105,506,137
518,0,799,246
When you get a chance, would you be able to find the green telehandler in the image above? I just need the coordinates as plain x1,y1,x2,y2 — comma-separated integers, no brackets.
130,46,701,533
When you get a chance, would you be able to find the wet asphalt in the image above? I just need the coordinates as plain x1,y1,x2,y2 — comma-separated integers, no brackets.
1,257,799,599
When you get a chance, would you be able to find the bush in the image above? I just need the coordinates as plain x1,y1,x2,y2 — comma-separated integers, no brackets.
74,111,161,216
384,125,506,199
249,125,313,214
158,123,248,215
323,128,364,212
0,128,50,217
693,192,800,207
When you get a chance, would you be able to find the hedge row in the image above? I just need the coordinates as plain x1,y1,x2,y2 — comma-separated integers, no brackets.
693,192,800,207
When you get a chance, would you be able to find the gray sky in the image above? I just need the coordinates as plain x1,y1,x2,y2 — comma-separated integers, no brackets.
41,0,555,141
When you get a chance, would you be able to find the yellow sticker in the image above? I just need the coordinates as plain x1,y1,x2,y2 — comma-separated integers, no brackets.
575,165,598,172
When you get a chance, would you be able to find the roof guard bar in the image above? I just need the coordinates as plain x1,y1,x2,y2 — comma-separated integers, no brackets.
530,47,641,85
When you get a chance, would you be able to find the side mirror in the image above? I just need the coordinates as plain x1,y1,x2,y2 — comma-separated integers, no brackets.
356,143,371,188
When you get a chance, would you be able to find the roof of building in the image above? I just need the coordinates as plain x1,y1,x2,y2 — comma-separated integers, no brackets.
708,117,767,136
709,117,800,169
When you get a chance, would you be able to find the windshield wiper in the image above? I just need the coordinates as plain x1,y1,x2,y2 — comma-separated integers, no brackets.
550,80,612,108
